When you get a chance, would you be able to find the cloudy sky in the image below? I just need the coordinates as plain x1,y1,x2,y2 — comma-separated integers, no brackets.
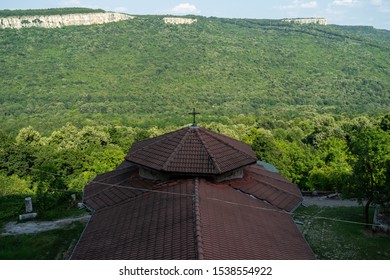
1,0,389,30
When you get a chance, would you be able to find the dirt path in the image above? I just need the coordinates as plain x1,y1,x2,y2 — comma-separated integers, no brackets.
303,196,363,207
1,215,90,236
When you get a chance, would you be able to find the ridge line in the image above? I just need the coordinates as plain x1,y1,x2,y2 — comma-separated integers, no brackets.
193,177,204,260
162,128,190,171
195,128,222,173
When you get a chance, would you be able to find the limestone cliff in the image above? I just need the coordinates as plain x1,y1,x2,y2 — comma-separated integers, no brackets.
282,18,327,25
0,12,134,29
163,17,197,25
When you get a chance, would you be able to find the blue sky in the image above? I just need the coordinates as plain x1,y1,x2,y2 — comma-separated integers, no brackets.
1,0,390,30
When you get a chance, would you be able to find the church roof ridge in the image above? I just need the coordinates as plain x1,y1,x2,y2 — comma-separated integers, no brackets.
194,128,223,174
193,177,204,260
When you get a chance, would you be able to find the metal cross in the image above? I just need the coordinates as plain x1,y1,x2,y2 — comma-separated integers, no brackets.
188,108,200,126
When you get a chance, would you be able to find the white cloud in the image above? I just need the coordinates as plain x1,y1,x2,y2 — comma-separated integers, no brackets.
61,0,81,6
301,1,318,8
327,0,361,14
171,3,200,14
332,0,360,6
371,0,382,5
370,0,390,13
379,5,390,12
277,1,318,10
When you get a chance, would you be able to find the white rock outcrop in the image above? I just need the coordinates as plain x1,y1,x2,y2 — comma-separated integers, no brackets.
163,17,197,25
0,12,134,29
282,18,327,25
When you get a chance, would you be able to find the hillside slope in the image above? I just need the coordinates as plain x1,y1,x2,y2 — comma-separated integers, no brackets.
0,11,389,133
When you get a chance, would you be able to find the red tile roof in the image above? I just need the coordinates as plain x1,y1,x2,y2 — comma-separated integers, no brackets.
71,126,313,260
229,164,303,212
71,163,314,260
125,126,257,175
72,178,196,260
197,178,313,259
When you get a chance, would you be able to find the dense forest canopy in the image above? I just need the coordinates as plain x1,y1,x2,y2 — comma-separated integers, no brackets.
0,8,106,17
0,9,389,219
0,11,389,135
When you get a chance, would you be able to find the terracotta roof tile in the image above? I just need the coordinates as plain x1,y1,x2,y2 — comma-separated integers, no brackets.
83,166,157,211
227,165,303,212
72,164,313,259
72,178,197,260
125,127,256,175
196,178,314,259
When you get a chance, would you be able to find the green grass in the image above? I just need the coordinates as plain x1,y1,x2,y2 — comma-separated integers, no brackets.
0,221,85,260
0,192,85,228
0,194,25,228
293,205,390,259
0,193,87,260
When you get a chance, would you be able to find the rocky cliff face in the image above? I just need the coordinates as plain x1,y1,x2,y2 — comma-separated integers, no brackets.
163,17,197,25
282,18,327,25
0,12,134,29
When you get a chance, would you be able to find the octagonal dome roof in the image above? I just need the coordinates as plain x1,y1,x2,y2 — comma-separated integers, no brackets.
125,126,257,175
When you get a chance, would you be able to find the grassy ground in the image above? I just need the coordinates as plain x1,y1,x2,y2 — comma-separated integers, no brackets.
0,221,85,259
0,193,87,260
293,205,390,260
0,193,84,228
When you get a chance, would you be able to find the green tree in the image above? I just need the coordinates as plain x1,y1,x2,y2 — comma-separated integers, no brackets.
84,147,125,174
305,115,345,147
307,137,351,191
251,128,278,161
0,143,36,177
77,126,111,150
133,129,152,142
15,126,42,146
273,140,314,188
380,112,390,132
345,128,390,225
48,123,80,150
0,172,33,195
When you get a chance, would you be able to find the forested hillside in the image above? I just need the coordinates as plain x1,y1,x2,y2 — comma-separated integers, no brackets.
0,8,106,17
0,9,389,232
0,12,389,134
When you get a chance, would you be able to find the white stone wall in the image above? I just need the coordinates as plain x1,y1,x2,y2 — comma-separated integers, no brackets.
0,13,134,29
